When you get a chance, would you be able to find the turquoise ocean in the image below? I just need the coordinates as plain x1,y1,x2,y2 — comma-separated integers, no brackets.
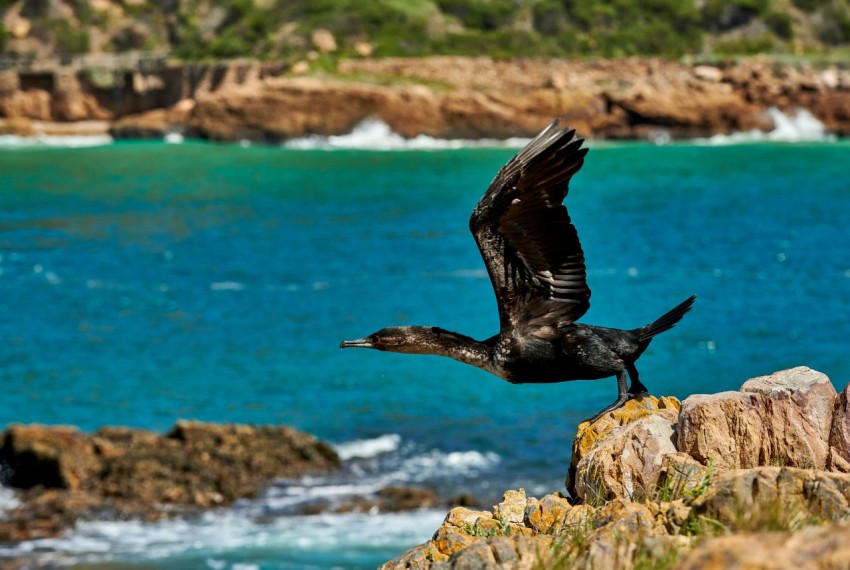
0,117,849,568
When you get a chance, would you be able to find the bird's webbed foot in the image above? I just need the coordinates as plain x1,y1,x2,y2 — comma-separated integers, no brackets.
585,393,631,424
583,369,647,425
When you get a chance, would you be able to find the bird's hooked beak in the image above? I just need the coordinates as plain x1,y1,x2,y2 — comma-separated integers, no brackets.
340,337,373,349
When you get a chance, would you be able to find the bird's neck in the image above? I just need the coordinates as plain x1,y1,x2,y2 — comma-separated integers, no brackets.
394,327,493,370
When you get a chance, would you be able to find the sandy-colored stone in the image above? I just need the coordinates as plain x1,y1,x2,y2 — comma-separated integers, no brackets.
444,506,493,529
567,395,680,497
742,366,836,467
493,489,526,525
431,524,475,559
829,383,850,467
437,536,554,570
678,367,837,470
677,390,765,469
524,492,571,533
656,452,710,498
689,466,850,529
572,402,679,502
679,522,850,570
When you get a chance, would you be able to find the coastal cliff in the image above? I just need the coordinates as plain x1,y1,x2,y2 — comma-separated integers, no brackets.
382,367,850,569
1,56,850,142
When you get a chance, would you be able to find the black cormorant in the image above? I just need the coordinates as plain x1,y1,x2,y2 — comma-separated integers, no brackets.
341,120,695,422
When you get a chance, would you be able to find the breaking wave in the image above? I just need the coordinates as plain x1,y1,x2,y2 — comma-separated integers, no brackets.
285,118,530,150
334,433,402,460
0,134,114,148
0,434,497,568
0,510,445,568
700,107,836,145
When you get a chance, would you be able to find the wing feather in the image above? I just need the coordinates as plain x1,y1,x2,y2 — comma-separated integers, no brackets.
470,120,590,335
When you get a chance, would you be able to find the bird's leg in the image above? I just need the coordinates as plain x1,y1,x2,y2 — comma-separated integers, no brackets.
585,370,630,424
626,363,648,395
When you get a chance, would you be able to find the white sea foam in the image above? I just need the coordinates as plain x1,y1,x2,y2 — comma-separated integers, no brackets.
255,436,500,513
285,118,530,150
398,449,501,482
701,107,835,145
0,486,21,519
164,131,185,144
210,281,245,291
0,134,113,148
334,433,402,460
0,509,445,567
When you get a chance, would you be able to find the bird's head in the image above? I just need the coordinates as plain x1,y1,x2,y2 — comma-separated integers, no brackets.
340,326,442,354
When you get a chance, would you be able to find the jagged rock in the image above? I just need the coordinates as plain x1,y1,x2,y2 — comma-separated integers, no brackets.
742,367,836,466
568,395,681,501
1,425,99,490
434,536,555,570
524,492,571,533
829,383,850,470
570,500,660,570
656,452,711,499
677,367,837,470
0,421,340,541
383,369,850,570
689,466,850,530
678,522,850,569
381,492,589,569
493,489,526,525
676,390,764,469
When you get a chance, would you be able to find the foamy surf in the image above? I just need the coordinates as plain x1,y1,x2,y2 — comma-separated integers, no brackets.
0,435,499,568
285,118,530,150
701,107,836,145
335,433,402,460
0,134,114,148
0,509,445,568
0,486,20,519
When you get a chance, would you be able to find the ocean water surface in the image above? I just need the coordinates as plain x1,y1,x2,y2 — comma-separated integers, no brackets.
0,124,849,568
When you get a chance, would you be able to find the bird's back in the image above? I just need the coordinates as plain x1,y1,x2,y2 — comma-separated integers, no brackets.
495,324,642,384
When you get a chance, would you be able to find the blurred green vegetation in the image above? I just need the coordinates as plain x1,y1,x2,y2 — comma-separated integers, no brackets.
2,0,850,60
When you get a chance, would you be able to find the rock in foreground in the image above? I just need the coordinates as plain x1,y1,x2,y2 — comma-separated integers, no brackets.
384,367,850,569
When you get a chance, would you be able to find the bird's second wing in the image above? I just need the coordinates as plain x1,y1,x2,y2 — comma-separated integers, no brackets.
469,120,590,336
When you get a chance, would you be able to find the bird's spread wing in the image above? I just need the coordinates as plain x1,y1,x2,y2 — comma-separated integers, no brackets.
470,120,590,336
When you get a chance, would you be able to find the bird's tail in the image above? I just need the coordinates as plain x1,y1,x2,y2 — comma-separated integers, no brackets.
638,295,696,343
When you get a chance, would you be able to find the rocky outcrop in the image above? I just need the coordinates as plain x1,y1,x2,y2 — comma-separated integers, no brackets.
678,367,837,470
568,395,681,503
0,421,340,541
2,57,850,141
679,522,850,569
385,366,850,569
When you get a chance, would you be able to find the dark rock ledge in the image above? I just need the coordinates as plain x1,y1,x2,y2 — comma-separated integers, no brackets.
0,420,434,544
382,367,850,569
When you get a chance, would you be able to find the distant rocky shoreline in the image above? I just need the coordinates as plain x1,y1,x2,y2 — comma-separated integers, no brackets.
1,56,849,143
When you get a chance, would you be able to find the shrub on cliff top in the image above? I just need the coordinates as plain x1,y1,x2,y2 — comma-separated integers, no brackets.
3,0,850,61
